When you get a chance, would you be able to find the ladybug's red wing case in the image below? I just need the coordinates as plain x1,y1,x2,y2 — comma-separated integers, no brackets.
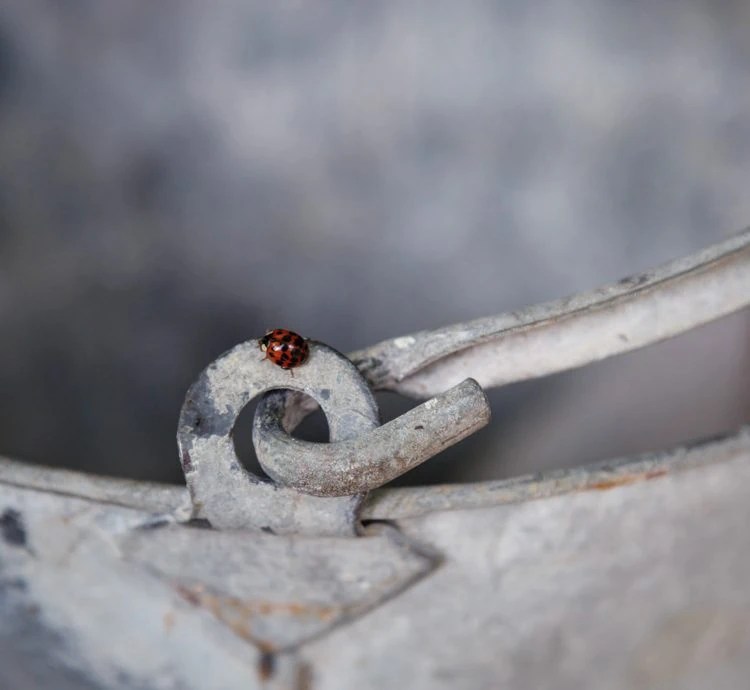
259,329,310,370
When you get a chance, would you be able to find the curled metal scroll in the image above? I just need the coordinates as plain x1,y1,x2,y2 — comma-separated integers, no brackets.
253,378,489,496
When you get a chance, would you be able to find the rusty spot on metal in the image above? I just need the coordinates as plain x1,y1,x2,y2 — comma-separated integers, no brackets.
258,652,275,682
297,662,314,690
163,611,176,633
174,582,339,648
176,583,203,606
588,469,668,491
183,517,212,530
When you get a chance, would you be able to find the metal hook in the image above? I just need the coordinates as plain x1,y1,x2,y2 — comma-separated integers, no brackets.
177,338,490,533
253,378,490,496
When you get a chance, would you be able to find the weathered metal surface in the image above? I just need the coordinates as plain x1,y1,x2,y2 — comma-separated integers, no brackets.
351,228,750,397
0,484,296,690
363,425,750,520
254,378,490,496
3,429,750,689
0,483,435,689
122,521,436,652
303,446,750,690
0,457,192,517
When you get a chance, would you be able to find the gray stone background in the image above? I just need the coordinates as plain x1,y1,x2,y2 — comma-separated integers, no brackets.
0,0,748,487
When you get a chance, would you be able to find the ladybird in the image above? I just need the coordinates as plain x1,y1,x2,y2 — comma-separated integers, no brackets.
259,329,310,370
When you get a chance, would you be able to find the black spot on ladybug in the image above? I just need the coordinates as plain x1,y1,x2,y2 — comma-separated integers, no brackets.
281,344,288,352
282,335,292,343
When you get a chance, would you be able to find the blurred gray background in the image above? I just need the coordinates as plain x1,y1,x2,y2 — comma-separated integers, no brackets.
0,0,748,487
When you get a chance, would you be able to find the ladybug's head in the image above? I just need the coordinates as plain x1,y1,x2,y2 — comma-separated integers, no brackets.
259,332,272,352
